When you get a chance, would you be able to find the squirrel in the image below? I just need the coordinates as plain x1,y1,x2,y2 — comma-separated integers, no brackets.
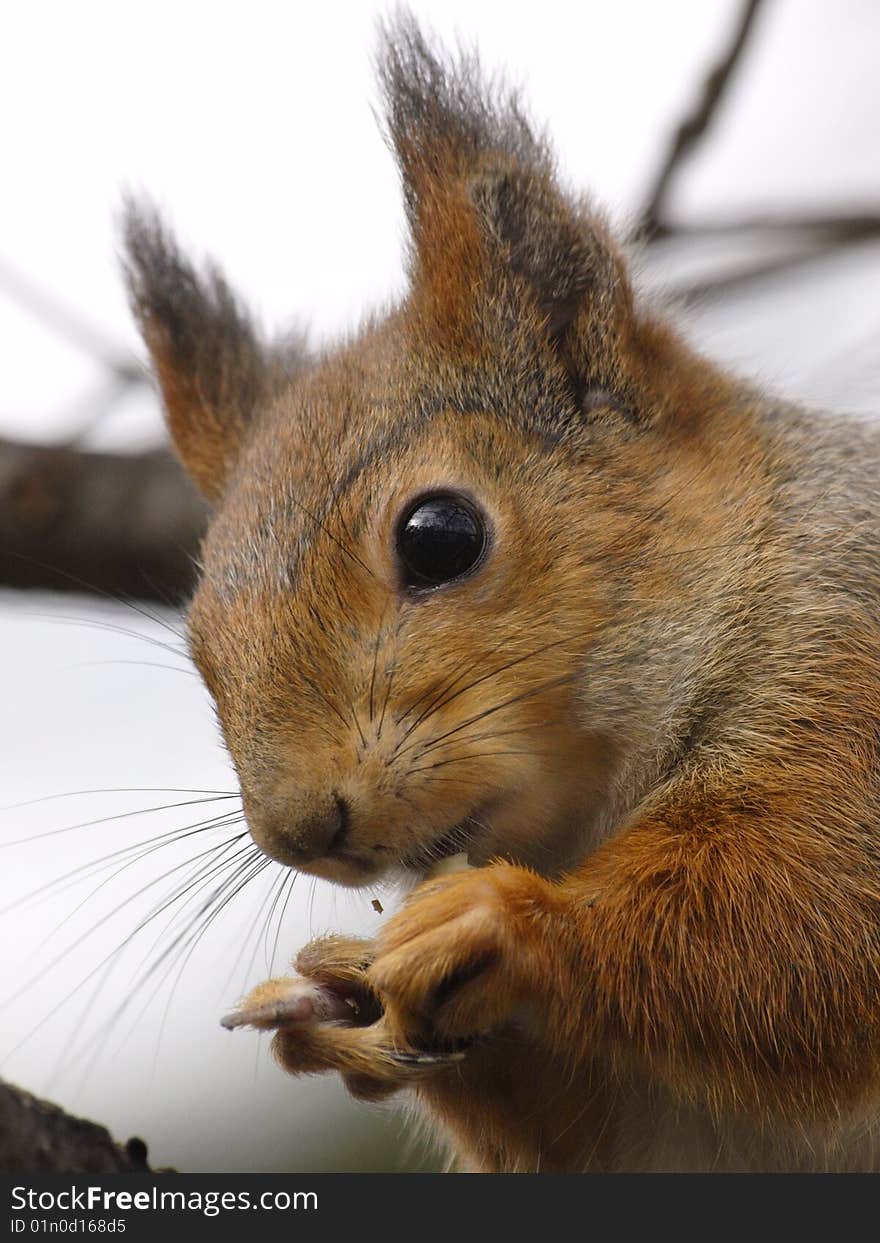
121,15,880,1173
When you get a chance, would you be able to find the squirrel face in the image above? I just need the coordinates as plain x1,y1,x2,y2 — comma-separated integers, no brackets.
183,342,629,886
124,18,736,887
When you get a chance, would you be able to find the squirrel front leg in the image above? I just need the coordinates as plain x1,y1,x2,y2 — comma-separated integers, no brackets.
369,779,880,1132
571,786,880,1124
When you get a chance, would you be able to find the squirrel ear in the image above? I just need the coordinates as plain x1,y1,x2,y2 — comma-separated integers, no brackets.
469,169,626,337
380,17,631,384
122,202,269,500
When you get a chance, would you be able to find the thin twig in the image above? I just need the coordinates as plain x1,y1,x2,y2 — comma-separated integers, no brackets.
658,212,880,242
645,214,880,300
0,257,138,377
638,0,766,238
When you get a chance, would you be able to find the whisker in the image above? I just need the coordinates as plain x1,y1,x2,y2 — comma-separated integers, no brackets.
22,613,188,659
120,838,259,992
29,812,247,945
307,873,319,938
260,867,292,963
394,629,590,753
3,808,245,917
394,611,561,732
368,599,390,724
131,851,274,1044
416,774,486,791
311,433,372,580
1,826,251,1005
51,949,126,1098
377,661,398,741
398,673,578,760
1,832,255,1064
350,704,368,750
0,787,239,813
260,867,298,977
58,844,268,1076
146,852,275,1043
286,491,375,581
136,568,190,616
298,668,356,738
377,616,407,742
0,793,242,849
268,870,298,976
221,860,290,1000
62,659,197,677
3,549,188,642
410,720,558,762
55,835,254,1086
408,748,553,775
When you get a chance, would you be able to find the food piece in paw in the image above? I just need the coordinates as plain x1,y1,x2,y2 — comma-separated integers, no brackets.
221,976,354,1031
426,852,472,880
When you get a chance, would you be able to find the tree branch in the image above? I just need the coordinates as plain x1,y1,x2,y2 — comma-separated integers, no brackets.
643,212,880,300
637,0,766,238
0,436,206,604
0,1078,163,1173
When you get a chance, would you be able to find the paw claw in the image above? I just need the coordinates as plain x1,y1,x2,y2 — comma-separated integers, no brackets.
388,1041,473,1066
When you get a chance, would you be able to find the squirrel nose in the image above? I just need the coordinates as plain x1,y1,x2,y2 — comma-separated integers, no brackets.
300,793,352,858
250,793,352,866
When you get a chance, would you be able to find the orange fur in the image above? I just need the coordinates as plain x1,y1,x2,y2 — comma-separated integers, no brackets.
124,16,880,1171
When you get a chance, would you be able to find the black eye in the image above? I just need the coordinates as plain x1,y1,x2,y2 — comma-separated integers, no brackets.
396,493,488,588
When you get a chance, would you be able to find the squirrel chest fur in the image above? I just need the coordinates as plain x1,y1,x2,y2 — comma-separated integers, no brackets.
123,18,880,1172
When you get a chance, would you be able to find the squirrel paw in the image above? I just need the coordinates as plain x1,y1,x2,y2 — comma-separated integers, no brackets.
221,935,377,1031
368,865,542,1048
222,934,461,1101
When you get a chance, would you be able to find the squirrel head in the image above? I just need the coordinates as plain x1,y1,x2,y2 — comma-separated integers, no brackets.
124,16,734,886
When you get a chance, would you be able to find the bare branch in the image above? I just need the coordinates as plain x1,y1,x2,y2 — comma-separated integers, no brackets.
637,0,767,238
0,1078,162,1173
0,257,139,378
0,437,206,603
644,212,880,300
658,212,880,242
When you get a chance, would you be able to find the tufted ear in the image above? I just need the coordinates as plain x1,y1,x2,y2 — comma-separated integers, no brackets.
122,202,272,500
379,16,632,392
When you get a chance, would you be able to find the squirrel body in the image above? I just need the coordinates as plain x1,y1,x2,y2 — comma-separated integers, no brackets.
124,18,880,1172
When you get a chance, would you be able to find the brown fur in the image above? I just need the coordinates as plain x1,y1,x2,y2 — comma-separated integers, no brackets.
123,15,880,1171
